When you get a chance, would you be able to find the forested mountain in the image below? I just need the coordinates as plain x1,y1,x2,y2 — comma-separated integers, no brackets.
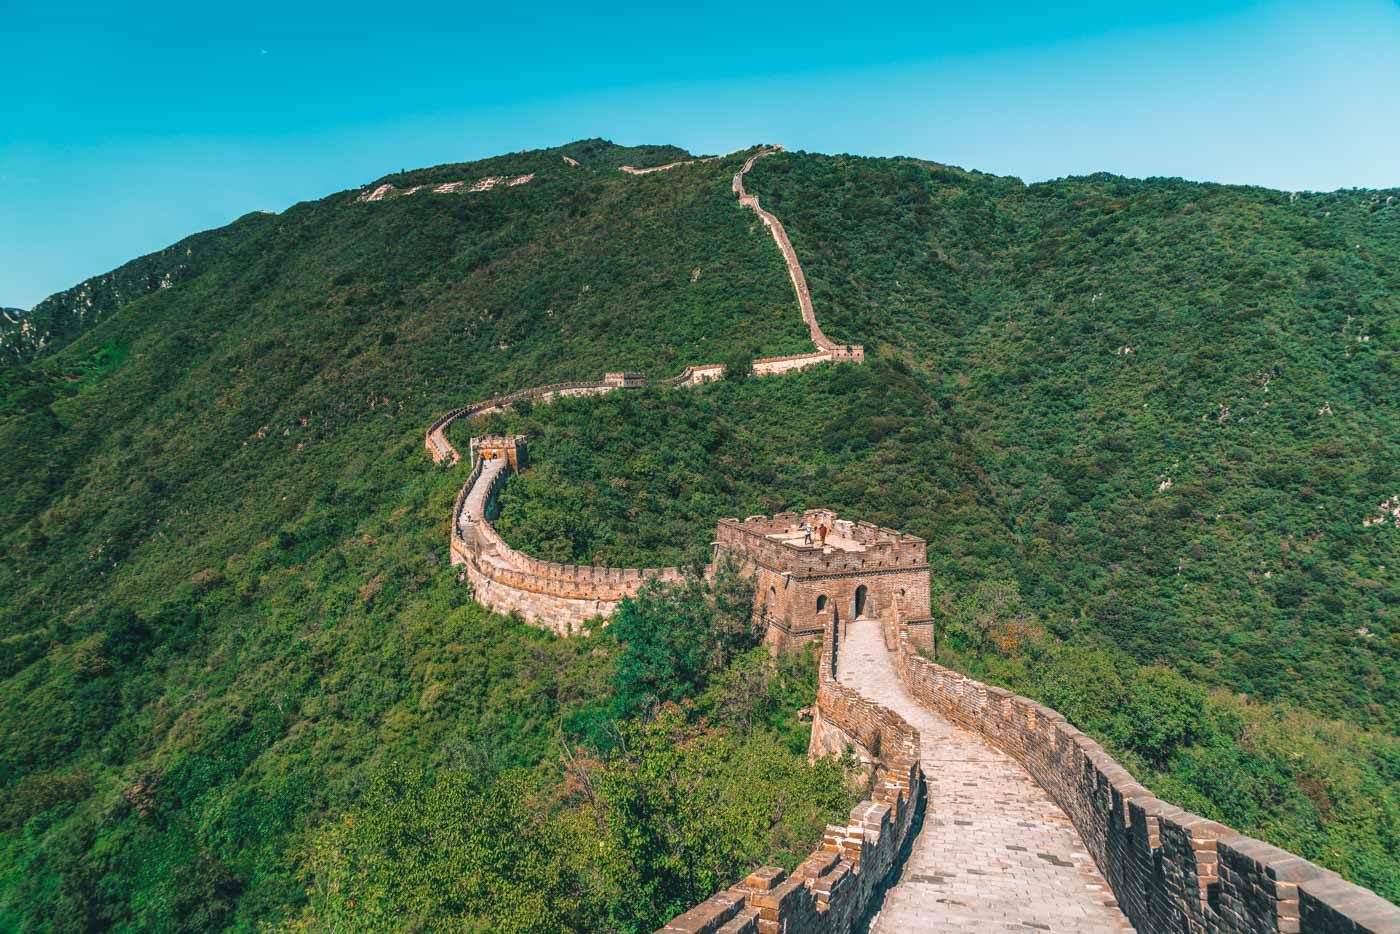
0,141,1394,928
0,215,280,365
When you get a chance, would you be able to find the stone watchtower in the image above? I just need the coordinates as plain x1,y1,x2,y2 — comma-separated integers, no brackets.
712,510,934,650
469,434,527,471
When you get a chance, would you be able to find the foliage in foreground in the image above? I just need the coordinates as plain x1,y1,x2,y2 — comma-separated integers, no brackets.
293,577,851,932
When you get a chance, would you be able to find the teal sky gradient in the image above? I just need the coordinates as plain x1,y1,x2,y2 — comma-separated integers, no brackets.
4,0,1399,308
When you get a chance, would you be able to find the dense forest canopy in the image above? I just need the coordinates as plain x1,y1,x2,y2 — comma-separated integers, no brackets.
0,140,1395,926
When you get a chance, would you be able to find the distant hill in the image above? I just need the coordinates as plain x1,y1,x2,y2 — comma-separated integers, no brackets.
0,139,1394,928
0,214,280,364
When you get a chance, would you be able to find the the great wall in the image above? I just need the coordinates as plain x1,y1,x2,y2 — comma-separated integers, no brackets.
411,147,1399,932
423,147,862,636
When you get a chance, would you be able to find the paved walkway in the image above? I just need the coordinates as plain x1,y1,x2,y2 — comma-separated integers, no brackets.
463,456,506,525
838,619,1133,933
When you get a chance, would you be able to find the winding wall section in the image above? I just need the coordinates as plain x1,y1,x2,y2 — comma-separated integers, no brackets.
425,146,864,631
882,615,1400,934
659,612,1400,933
660,619,924,933
417,146,1399,932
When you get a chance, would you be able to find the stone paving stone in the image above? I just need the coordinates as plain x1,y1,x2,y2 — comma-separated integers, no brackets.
838,619,1135,933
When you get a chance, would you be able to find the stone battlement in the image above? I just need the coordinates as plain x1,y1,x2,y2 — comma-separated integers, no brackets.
451,452,683,633
719,511,927,569
885,619,1399,934
658,619,923,934
659,609,1400,933
714,511,931,651
733,147,861,359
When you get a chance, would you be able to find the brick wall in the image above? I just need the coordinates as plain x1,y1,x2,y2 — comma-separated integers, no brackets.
449,451,683,632
733,147,838,353
889,622,1400,934
657,619,924,934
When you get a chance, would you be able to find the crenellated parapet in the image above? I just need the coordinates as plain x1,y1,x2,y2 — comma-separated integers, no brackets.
424,377,622,464
658,598,1400,934
887,618,1400,934
714,511,930,650
657,618,923,934
449,440,683,634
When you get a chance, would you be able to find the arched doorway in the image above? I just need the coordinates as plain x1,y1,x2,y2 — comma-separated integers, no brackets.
854,585,869,618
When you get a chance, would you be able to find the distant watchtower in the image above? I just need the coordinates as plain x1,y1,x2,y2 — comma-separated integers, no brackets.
603,371,648,389
470,434,527,471
712,510,933,650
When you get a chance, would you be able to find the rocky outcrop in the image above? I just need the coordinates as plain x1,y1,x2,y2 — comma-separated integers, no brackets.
356,173,534,202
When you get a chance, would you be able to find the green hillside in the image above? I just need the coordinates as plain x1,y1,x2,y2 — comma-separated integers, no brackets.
472,366,1398,896
0,141,827,930
0,214,280,365
0,141,1396,927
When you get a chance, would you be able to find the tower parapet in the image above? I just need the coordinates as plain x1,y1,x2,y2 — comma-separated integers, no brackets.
469,434,527,471
713,510,931,649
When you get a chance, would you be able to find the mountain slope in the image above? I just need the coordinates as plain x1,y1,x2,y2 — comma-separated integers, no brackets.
0,213,279,364
0,140,815,929
0,140,1395,926
752,154,1399,721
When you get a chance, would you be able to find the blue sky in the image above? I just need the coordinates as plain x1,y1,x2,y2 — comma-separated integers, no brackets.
4,0,1399,309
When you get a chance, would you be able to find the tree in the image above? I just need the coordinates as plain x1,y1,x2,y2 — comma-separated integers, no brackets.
954,579,1034,659
606,566,759,720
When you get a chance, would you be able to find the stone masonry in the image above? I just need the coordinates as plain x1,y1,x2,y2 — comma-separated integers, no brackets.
841,617,1133,932
659,604,1400,933
660,618,924,934
713,511,930,650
